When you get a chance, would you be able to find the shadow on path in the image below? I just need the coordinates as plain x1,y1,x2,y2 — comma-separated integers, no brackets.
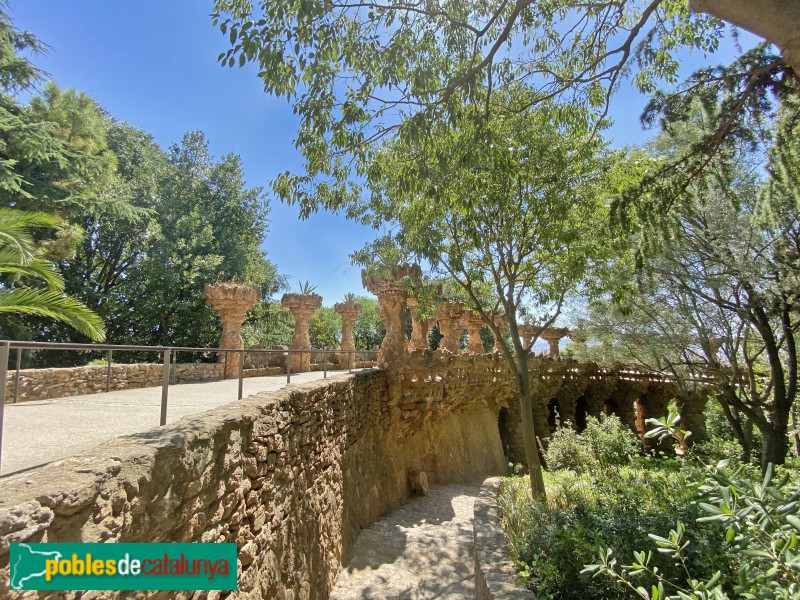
330,483,481,600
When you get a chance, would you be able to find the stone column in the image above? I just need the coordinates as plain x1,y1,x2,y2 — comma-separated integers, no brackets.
436,302,464,354
406,296,430,351
281,292,323,373
462,310,485,354
492,315,507,352
334,299,362,365
518,325,535,351
204,283,259,379
363,264,421,366
541,327,570,359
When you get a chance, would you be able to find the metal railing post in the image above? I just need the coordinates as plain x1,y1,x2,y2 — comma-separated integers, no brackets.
323,350,327,379
238,350,244,400
106,349,112,392
13,347,21,403
348,351,353,373
160,348,170,426
0,341,9,474
286,352,291,384
223,351,228,379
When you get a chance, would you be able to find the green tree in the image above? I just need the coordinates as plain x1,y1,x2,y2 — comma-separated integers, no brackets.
309,306,341,348
119,131,279,350
577,96,800,469
212,0,796,219
353,99,621,497
351,296,384,350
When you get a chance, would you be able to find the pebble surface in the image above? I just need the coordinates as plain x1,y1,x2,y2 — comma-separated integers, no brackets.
330,483,481,599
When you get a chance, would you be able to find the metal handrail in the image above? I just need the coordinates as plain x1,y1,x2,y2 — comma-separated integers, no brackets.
0,340,378,474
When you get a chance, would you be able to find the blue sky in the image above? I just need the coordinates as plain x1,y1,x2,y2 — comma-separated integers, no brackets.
11,1,759,306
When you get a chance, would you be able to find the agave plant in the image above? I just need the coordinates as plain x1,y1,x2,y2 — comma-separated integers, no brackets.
342,292,358,304
0,207,105,341
297,279,318,295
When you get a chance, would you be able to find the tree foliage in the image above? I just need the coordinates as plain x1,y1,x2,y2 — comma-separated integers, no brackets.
211,0,771,217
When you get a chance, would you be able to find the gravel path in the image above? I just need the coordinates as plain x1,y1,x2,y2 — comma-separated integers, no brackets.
331,483,481,600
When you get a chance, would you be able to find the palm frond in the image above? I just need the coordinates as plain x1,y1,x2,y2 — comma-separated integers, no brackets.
0,288,105,341
0,207,60,262
0,257,64,290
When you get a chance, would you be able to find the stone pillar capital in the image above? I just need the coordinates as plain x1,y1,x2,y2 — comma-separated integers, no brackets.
281,292,323,372
204,283,259,378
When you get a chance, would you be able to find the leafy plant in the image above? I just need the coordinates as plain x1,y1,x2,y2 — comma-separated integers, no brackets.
582,409,800,599
545,414,641,473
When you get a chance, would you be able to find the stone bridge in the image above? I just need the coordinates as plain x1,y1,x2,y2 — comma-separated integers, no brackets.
0,356,708,598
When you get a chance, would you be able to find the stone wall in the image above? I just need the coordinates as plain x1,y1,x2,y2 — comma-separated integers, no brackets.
4,361,380,404
3,362,226,403
0,369,507,599
473,478,535,599
395,352,710,465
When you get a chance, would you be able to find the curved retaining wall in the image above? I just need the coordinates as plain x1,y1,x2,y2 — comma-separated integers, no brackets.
0,369,507,598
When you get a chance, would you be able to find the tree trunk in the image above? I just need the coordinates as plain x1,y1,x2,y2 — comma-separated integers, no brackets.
752,306,791,469
762,425,788,471
516,354,547,499
690,0,800,72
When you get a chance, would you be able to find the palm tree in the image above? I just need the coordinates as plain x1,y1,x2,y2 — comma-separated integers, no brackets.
0,207,105,341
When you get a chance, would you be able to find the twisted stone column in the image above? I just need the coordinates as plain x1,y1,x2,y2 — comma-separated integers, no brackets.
406,296,430,351
204,283,259,379
334,300,362,366
541,327,570,359
462,310,485,354
492,315,507,352
281,292,323,372
518,325,535,351
363,264,421,366
436,302,464,354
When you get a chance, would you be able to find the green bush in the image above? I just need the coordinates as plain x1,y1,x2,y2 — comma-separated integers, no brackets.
545,414,641,473
499,460,735,599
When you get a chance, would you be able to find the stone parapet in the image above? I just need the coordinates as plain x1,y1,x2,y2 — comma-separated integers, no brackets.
0,369,506,598
3,362,225,403
474,477,536,599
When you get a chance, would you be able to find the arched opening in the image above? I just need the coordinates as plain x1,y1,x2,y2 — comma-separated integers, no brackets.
634,399,647,438
547,399,560,433
575,397,589,432
497,408,512,460
603,398,618,417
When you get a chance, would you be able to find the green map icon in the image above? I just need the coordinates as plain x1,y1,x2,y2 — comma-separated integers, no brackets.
9,543,63,590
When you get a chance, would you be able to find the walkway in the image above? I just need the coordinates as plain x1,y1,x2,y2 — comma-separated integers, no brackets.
0,370,350,477
331,483,481,600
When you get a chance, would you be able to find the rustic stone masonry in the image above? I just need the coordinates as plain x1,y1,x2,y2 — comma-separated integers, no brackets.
281,292,324,374
4,361,381,404
474,478,536,599
394,352,710,465
3,362,225,403
0,368,507,599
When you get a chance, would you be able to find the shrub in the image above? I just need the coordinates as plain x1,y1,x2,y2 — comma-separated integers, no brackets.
544,414,641,473
581,405,800,599
499,460,731,600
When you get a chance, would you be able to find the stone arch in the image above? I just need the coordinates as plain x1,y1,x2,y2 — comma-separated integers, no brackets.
497,408,512,461
575,397,589,433
547,399,560,433
603,397,618,416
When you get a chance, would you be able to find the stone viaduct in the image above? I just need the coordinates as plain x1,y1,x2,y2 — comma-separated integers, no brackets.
0,352,707,599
